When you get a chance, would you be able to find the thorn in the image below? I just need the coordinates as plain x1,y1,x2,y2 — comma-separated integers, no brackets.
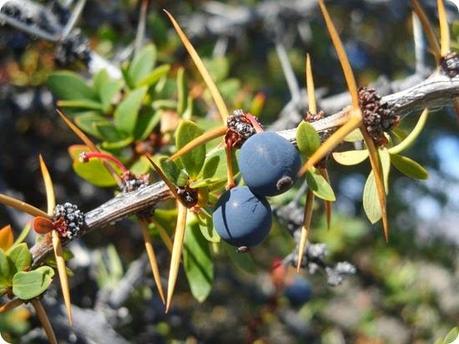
437,0,450,56
297,190,314,271
298,110,362,176
139,220,166,304
31,299,58,344
0,194,50,219
360,128,389,241
319,168,333,229
151,218,173,253
38,155,56,216
411,0,441,63
318,0,359,110
169,126,227,161
165,201,188,313
145,156,180,200
306,53,317,115
52,230,73,325
164,10,229,123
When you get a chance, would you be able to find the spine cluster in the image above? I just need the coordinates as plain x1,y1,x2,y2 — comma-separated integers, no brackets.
358,87,399,146
53,202,85,239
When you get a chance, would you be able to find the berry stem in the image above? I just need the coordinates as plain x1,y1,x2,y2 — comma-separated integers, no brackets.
225,143,236,189
80,152,129,174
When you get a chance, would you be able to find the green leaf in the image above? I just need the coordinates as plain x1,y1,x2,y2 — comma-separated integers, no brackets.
363,149,391,224
305,170,335,201
134,110,161,141
69,146,118,187
175,120,206,177
48,71,97,100
7,244,31,273
0,250,13,289
201,155,220,180
343,129,363,142
94,70,123,113
296,121,321,156
158,157,180,184
224,242,257,274
75,112,111,139
58,99,103,111
114,87,147,135
129,156,151,176
389,108,429,155
176,67,187,116
196,214,220,243
391,154,428,180
183,222,214,302
203,57,229,82
95,122,126,142
128,44,157,87
443,327,459,344
12,266,54,300
10,224,31,251
332,149,368,166
101,137,134,150
138,64,171,88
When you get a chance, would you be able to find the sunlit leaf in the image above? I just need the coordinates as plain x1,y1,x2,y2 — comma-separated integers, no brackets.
389,108,429,155
7,243,31,273
74,112,111,139
0,250,13,291
57,99,104,111
138,64,171,88
175,120,206,177
176,67,187,116
332,149,369,166
296,121,321,156
305,170,336,201
12,266,55,300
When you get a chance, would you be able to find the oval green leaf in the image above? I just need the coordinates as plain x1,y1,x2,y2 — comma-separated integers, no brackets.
183,222,214,302
12,266,55,300
296,121,321,156
175,120,206,177
7,243,31,273
391,154,428,180
305,170,336,201
332,149,369,166
48,71,97,100
114,87,147,135
128,44,157,88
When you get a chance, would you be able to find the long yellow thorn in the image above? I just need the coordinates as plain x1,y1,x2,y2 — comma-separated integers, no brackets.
297,190,314,272
437,0,450,56
151,218,173,253
38,155,56,216
0,194,50,219
165,201,188,312
139,220,166,304
411,0,441,62
52,230,72,325
164,10,229,123
306,54,317,114
31,299,58,344
319,168,333,229
169,126,227,161
56,109,98,152
298,110,362,175
318,0,359,109
361,128,389,241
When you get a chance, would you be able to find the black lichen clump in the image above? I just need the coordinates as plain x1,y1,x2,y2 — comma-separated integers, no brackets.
53,202,85,239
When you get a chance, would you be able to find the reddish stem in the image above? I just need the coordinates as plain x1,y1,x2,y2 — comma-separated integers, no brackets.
79,152,129,174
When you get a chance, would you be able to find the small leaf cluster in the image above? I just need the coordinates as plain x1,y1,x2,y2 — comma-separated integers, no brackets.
0,225,54,301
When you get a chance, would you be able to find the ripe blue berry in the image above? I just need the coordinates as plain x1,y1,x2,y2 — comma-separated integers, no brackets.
284,277,313,306
212,186,272,248
238,132,301,196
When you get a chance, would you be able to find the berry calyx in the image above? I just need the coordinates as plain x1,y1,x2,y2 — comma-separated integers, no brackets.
212,186,272,248
238,132,301,196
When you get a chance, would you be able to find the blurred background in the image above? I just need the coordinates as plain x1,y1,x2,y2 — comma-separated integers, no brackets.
0,0,458,343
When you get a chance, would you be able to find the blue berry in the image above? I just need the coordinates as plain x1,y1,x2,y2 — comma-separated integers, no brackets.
212,186,272,248
284,277,313,306
238,132,301,196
